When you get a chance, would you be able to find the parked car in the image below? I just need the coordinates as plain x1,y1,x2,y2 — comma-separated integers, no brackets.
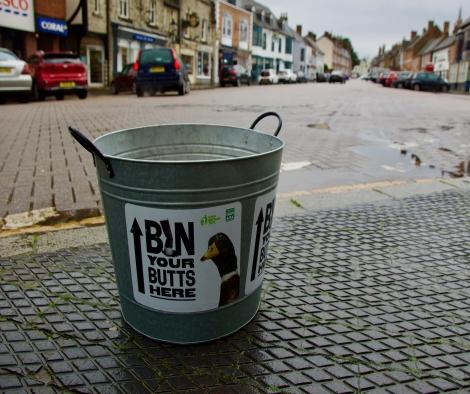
134,47,190,96
220,64,251,87
278,69,297,83
329,70,345,84
296,71,308,83
259,69,278,85
0,47,32,103
409,72,450,92
111,63,136,94
383,71,398,87
391,71,413,88
379,71,390,86
28,51,87,100
316,73,327,82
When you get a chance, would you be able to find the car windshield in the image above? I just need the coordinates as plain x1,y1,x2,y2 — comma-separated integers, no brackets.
0,50,18,61
43,54,81,63
140,49,173,64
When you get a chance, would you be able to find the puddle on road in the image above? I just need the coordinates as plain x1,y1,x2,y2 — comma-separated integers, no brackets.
352,145,442,177
354,143,470,179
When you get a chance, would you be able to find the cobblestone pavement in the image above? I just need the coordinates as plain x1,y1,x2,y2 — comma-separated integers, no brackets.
0,81,469,224
1,190,469,393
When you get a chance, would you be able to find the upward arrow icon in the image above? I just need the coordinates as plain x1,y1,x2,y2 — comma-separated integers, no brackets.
250,209,264,281
130,218,145,294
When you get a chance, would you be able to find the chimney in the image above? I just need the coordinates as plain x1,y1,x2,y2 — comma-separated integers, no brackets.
307,31,316,41
427,20,433,31
443,21,449,35
411,30,417,40
296,25,302,36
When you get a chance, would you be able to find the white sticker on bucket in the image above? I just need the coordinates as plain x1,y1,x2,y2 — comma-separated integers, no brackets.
245,190,276,296
125,203,241,313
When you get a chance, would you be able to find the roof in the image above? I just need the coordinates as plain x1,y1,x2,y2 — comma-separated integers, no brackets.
420,37,445,55
459,16,470,29
238,0,280,32
303,36,325,55
433,35,456,51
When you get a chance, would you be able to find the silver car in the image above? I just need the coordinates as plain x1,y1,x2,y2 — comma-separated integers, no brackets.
0,48,32,102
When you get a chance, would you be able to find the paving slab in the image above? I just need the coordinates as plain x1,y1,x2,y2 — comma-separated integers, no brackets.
0,190,470,392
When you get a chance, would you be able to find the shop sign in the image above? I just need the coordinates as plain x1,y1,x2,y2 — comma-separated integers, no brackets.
0,0,35,32
37,16,68,37
133,33,155,43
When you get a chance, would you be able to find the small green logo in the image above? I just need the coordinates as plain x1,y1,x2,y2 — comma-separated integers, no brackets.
225,208,235,222
201,214,220,226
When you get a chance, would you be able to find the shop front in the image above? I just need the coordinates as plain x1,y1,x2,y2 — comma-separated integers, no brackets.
0,0,35,59
35,16,68,52
111,24,167,74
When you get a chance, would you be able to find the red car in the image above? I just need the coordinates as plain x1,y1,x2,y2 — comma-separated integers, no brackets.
110,63,136,94
384,71,398,87
28,51,88,100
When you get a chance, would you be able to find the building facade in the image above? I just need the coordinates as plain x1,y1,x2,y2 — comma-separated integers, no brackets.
316,34,351,74
180,0,214,87
215,0,252,78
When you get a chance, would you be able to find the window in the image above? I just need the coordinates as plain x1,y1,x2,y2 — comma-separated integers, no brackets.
300,48,305,62
253,25,262,46
148,0,156,25
197,51,211,78
93,0,100,14
271,38,275,52
201,19,208,42
222,13,232,38
262,32,267,50
239,19,248,43
278,39,282,53
119,0,129,18
285,37,293,54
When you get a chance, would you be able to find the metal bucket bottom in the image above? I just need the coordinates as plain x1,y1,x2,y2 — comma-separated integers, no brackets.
120,287,262,344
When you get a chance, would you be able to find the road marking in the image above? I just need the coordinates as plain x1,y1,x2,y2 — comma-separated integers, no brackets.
281,161,311,172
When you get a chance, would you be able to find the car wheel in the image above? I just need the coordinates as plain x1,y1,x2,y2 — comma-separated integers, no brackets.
33,82,45,101
111,83,118,95
247,79,251,86
77,91,88,100
178,82,185,96
56,93,65,100
220,82,225,87
441,85,449,93
136,85,144,97
413,84,421,91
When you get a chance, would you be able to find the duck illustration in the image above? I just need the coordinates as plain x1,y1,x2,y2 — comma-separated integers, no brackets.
200,233,240,306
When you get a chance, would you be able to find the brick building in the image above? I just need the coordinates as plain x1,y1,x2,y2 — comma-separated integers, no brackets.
215,0,252,77
403,21,443,71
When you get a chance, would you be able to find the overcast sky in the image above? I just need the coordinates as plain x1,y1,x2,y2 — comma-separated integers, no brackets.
266,0,466,59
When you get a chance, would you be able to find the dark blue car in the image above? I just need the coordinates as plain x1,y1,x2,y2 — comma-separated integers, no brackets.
135,48,190,96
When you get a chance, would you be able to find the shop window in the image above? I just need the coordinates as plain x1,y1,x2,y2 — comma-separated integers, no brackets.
148,0,156,25
119,0,129,19
197,51,210,78
262,33,266,50
201,19,208,43
181,54,193,74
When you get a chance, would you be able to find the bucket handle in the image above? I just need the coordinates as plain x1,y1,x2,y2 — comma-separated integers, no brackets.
68,127,115,178
249,111,282,136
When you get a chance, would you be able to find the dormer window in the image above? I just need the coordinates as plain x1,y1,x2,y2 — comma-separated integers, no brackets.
270,14,274,26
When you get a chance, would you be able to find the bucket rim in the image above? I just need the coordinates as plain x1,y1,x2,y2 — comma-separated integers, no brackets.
93,123,285,165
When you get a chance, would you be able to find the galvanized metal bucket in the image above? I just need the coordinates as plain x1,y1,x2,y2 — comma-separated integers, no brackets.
69,112,284,344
